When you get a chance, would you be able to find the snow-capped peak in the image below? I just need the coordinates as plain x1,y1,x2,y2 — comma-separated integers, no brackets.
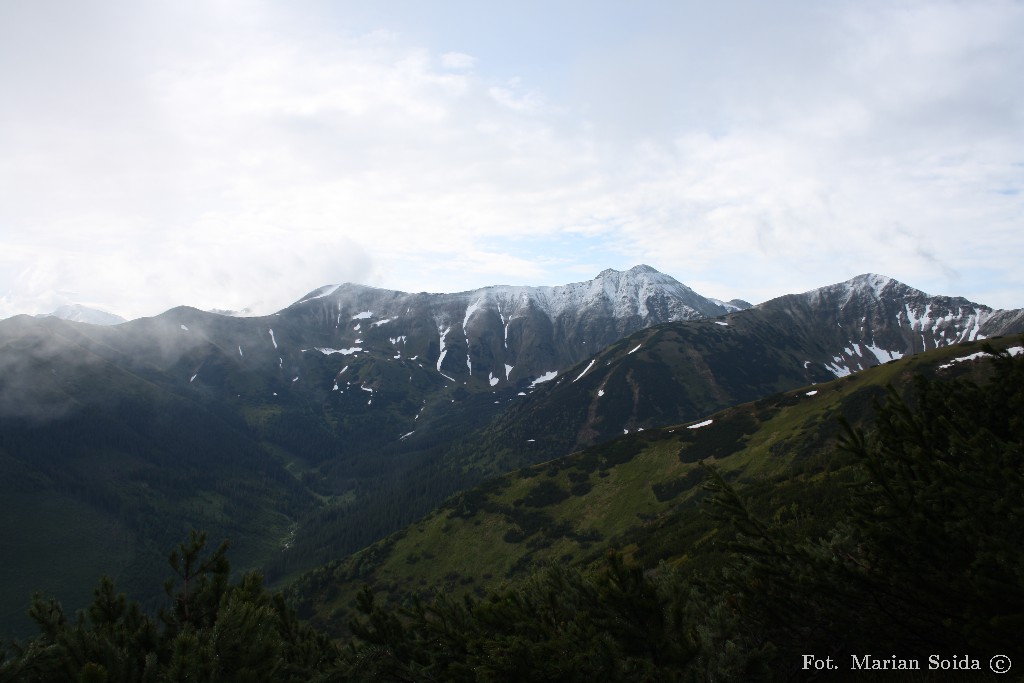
282,266,735,384
801,273,920,307
37,304,126,326
847,273,899,298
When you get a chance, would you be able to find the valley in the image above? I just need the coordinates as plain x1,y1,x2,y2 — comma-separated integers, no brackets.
1,266,1021,644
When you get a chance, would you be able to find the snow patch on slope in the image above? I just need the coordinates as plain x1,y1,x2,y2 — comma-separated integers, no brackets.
316,347,361,355
864,342,903,363
300,285,341,302
574,359,596,382
940,346,1022,368
530,371,557,388
437,326,451,373
825,360,851,378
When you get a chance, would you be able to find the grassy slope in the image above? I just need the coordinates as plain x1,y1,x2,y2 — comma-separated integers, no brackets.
292,337,1017,634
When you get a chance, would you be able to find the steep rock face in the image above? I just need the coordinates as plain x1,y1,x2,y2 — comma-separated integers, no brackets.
0,266,732,453
762,274,1019,378
470,274,1024,462
0,266,744,489
278,265,732,386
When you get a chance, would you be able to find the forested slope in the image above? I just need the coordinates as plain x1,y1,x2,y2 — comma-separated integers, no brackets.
5,339,1021,681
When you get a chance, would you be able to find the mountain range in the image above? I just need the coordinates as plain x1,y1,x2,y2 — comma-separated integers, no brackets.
472,272,1024,463
34,304,127,326
1,265,1022,638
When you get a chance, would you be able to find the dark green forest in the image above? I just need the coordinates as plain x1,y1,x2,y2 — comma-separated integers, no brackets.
3,347,1021,681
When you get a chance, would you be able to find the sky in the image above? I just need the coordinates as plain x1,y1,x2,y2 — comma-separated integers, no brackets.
1,0,1022,320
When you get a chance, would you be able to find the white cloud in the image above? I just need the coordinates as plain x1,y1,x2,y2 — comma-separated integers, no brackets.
0,0,1021,320
441,51,476,70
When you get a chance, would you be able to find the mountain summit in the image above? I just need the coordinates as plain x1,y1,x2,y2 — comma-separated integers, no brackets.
469,272,1024,460
36,304,126,326
774,272,1023,373
284,265,738,385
